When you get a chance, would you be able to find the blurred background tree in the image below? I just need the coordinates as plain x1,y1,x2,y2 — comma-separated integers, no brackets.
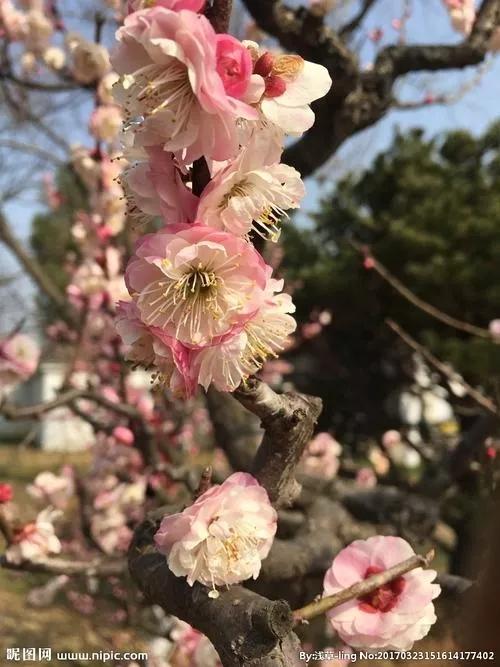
283,122,500,439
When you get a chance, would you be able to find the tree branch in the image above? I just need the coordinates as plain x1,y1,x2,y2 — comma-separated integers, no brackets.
0,555,126,576
351,240,493,340
386,319,499,417
128,514,304,667
0,211,68,311
234,378,322,506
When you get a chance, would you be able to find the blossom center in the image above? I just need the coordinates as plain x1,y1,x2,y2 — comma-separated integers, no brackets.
123,62,196,140
358,566,406,613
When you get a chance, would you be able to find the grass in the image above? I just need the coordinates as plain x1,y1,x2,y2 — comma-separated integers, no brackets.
0,445,458,666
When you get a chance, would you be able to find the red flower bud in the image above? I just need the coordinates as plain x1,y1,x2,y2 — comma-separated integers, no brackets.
264,75,287,98
254,51,275,78
0,483,13,504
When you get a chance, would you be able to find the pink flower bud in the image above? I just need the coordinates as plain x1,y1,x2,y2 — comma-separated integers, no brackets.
112,426,135,446
254,51,275,77
0,483,13,504
264,75,287,98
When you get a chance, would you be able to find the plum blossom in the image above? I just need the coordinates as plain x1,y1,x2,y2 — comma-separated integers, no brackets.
42,46,66,70
192,270,296,391
301,432,342,480
244,42,332,134
89,105,123,143
356,467,377,488
489,318,500,338
129,0,205,12
323,536,440,650
27,469,74,509
197,132,304,239
170,619,221,666
0,482,13,504
0,333,40,389
24,9,53,54
6,508,62,565
66,32,111,84
112,425,135,445
111,8,258,163
443,0,475,35
122,146,198,225
124,225,269,347
154,472,277,594
116,300,196,397
0,1,27,41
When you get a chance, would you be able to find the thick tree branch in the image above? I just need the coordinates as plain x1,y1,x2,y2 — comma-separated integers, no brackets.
247,0,500,176
205,0,233,33
234,378,322,506
128,515,303,667
205,388,261,471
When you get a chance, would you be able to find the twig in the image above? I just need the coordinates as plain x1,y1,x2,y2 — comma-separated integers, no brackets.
1,388,142,421
340,0,377,35
0,555,126,576
351,240,492,340
194,466,213,499
293,549,435,623
386,319,499,417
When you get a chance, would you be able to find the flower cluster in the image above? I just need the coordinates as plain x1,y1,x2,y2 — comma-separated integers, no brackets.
112,0,332,397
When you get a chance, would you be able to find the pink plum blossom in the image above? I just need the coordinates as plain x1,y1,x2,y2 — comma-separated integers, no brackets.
443,0,475,35
112,425,135,445
66,32,111,83
301,432,342,480
356,467,377,488
27,469,74,509
111,9,258,163
489,318,500,338
124,224,269,347
215,34,253,100
128,0,205,12
0,333,40,388
89,105,123,143
381,429,402,449
0,482,13,504
154,472,277,594
170,619,221,666
244,43,332,134
123,146,198,225
6,509,62,565
323,536,440,650
116,300,196,397
192,271,296,391
197,132,304,239
0,0,27,41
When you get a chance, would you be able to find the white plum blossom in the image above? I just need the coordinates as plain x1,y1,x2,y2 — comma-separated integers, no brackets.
198,132,305,240
154,473,277,595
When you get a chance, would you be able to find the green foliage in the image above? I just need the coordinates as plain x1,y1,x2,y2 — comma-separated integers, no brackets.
30,166,88,320
282,123,500,435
